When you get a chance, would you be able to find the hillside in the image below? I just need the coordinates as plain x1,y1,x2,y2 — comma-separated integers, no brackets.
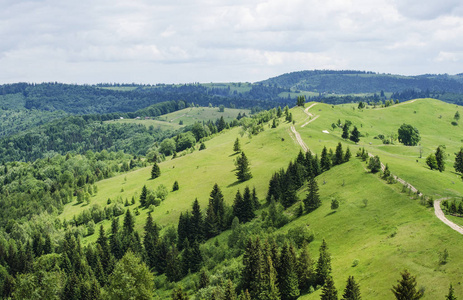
259,70,463,94
49,98,463,299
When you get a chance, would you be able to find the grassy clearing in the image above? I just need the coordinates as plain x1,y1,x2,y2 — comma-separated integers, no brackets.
155,107,250,126
105,118,183,131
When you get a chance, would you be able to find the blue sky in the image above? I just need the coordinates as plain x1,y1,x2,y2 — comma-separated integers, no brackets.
1,0,463,84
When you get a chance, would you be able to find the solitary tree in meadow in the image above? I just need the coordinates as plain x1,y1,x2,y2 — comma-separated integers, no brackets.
151,162,161,179
391,270,423,300
235,152,252,182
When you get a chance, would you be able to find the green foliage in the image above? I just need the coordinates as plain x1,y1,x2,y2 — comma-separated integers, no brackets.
320,275,338,300
435,146,445,172
398,124,420,146
296,95,306,107
341,276,361,300
445,284,457,300
234,138,241,153
105,250,154,300
391,270,423,300
151,162,161,179
331,199,340,210
304,177,321,213
350,126,360,143
235,152,252,182
426,153,438,170
367,156,381,173
316,239,332,286
172,180,179,191
454,148,463,174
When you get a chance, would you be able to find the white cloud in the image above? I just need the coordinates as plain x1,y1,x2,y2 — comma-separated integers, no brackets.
0,0,462,83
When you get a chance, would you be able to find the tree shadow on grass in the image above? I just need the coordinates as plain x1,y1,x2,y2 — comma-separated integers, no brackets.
325,211,336,217
227,181,242,188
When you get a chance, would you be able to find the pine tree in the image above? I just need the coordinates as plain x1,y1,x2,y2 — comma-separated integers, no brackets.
110,218,123,259
122,209,134,236
241,186,256,223
445,284,457,300
139,185,148,207
173,180,179,191
334,143,344,166
304,176,321,213
278,243,300,300
198,268,210,289
165,244,182,282
143,213,159,269
234,138,242,153
342,125,349,139
316,239,332,286
267,172,282,204
435,146,446,172
297,243,315,291
391,270,423,300
191,199,204,242
171,286,189,300
151,162,161,179
209,183,226,231
235,152,252,182
277,106,282,118
350,126,360,143
455,111,460,121
241,237,264,299
320,276,338,300
260,254,280,300
454,148,463,174
320,146,331,171
225,279,237,300
96,225,111,274
344,147,351,162
204,201,219,239
233,190,244,222
341,276,361,300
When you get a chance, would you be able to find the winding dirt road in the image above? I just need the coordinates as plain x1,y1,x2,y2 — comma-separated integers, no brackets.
290,101,463,234
434,198,463,234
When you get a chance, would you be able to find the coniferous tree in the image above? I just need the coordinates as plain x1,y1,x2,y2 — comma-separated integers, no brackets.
260,254,281,300
278,243,300,300
233,190,244,222
235,152,252,182
341,276,361,300
344,147,352,162
177,212,191,250
342,125,349,140
454,148,463,174
96,225,111,274
209,183,226,231
139,185,148,207
241,186,256,223
172,180,179,191
122,209,135,236
225,279,237,300
320,146,331,171
391,270,423,300
171,286,189,300
316,239,332,286
304,176,321,213
350,126,360,143
204,201,219,239
297,243,315,292
267,172,282,204
252,187,260,210
435,146,445,172
151,162,161,179
143,213,159,269
191,199,204,242
320,276,338,300
334,143,344,166
165,244,182,282
234,138,242,153
445,284,457,300
277,106,282,118
198,268,210,290
241,237,263,299
110,218,123,260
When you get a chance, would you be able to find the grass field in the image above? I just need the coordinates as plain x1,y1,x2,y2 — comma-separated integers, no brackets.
58,98,463,299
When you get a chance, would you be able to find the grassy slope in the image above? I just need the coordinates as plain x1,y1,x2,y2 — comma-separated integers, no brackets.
58,98,463,298
107,107,250,130
292,99,463,198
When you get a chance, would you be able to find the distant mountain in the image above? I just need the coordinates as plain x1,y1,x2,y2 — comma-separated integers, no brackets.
259,70,463,94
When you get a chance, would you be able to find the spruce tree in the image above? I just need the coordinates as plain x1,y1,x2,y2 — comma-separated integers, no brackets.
233,190,244,222
110,218,123,259
320,276,338,300
304,176,321,213
316,239,332,286
341,276,361,300
435,146,446,172
209,183,226,231
139,185,148,207
320,146,331,171
241,237,263,299
260,254,280,300
165,244,182,282
235,152,252,182
234,138,242,153
391,270,423,300
344,147,352,162
241,186,256,223
445,284,457,300
454,148,463,174
267,172,282,204
191,199,204,242
151,162,161,179
225,279,237,300
171,286,189,300
204,201,219,239
143,213,159,269
334,142,344,166
350,126,360,143
172,180,179,191
297,243,315,291
342,125,349,139
278,243,300,300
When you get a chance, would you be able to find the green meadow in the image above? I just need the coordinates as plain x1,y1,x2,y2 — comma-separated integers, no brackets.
58,98,463,298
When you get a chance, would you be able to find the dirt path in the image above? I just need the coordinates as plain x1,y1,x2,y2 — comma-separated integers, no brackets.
434,198,463,234
301,103,319,127
290,126,309,152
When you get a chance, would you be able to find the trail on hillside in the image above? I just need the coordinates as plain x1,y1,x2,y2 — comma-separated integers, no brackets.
434,198,463,234
301,103,319,127
290,126,309,152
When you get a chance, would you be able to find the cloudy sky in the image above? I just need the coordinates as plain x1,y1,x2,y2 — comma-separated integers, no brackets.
1,0,463,84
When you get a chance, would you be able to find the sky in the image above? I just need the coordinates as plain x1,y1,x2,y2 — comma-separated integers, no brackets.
1,0,463,84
